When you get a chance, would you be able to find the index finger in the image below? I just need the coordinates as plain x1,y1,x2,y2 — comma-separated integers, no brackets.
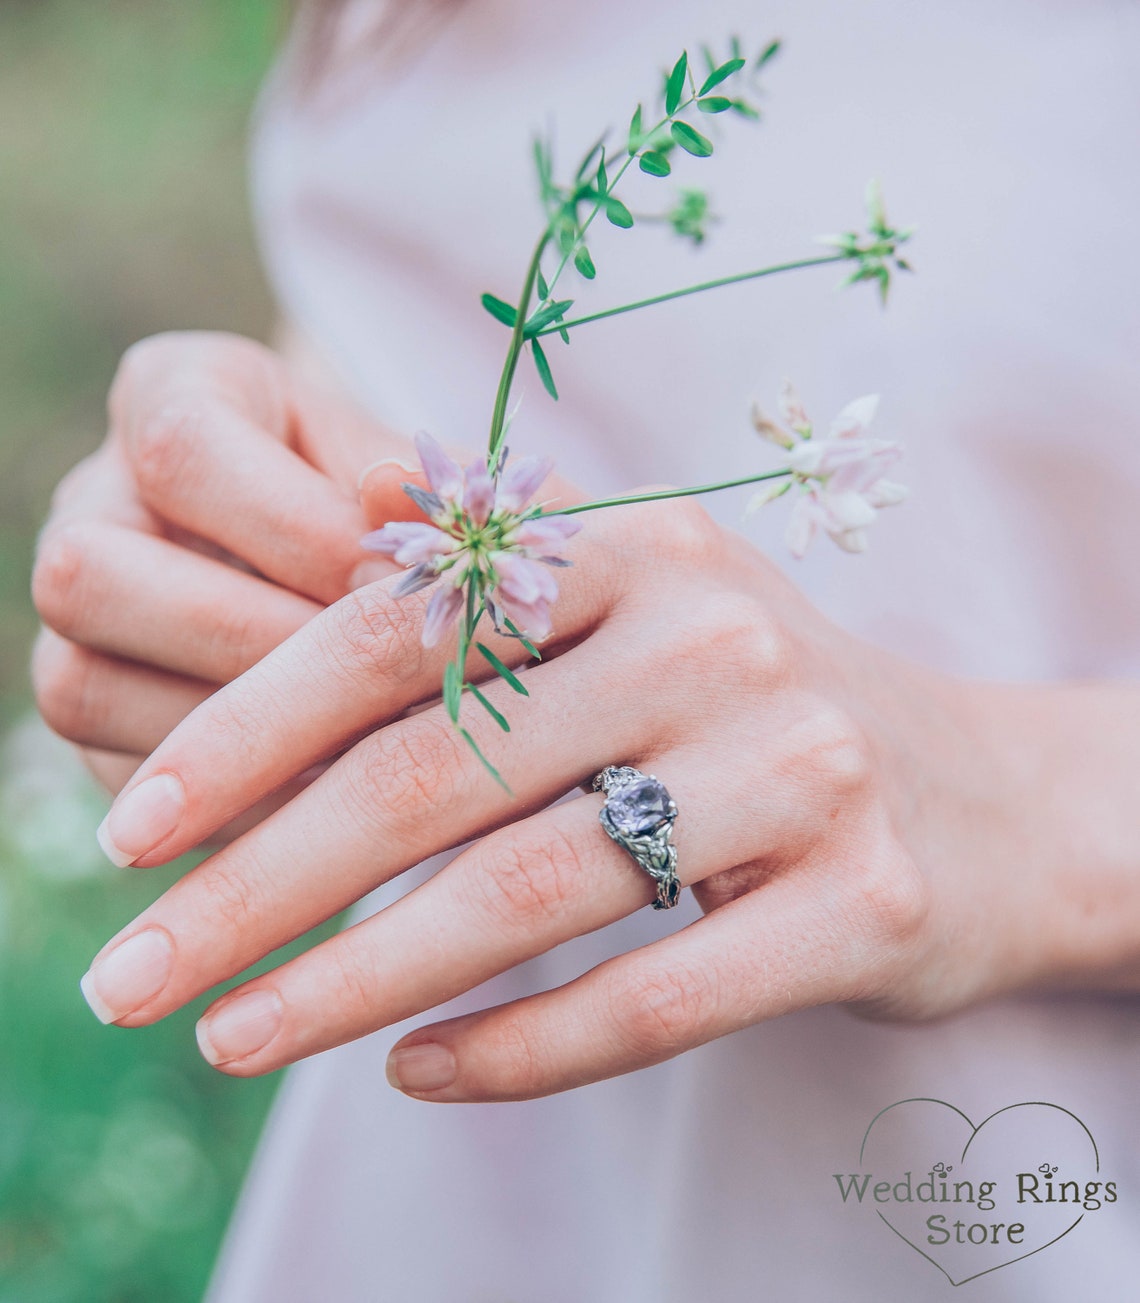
93,527,616,869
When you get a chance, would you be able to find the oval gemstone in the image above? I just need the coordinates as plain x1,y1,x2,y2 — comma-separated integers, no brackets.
608,776,671,836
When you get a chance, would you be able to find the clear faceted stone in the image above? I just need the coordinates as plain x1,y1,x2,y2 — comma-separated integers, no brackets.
608,777,671,836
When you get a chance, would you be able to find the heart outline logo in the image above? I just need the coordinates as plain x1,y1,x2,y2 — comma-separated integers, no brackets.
858,1098,1101,1287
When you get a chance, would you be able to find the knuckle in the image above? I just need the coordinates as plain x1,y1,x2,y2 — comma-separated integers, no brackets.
606,960,717,1060
198,684,289,777
648,495,724,564
205,601,292,680
111,332,287,442
473,1012,547,1099
110,334,179,413
111,329,218,393
349,716,464,842
130,399,209,499
785,701,874,798
32,523,97,633
324,937,381,1021
31,633,103,743
196,862,262,932
324,589,427,688
658,591,794,692
110,333,208,427
710,591,792,674
837,841,931,975
843,861,937,1020
469,826,583,932
739,610,796,685
600,494,722,584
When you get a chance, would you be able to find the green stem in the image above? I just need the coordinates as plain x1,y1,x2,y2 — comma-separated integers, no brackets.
486,95,698,462
544,94,699,300
549,468,793,516
536,253,846,337
487,231,551,463
456,575,483,683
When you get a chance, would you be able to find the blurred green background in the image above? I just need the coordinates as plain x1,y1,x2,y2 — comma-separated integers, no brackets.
0,3,292,1299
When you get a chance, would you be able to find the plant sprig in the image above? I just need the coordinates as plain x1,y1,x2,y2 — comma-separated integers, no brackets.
482,39,778,467
408,37,915,788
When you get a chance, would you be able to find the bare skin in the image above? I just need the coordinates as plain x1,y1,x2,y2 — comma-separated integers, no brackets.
31,331,1140,1101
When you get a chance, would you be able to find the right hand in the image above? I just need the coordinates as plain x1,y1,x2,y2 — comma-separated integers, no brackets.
31,329,414,828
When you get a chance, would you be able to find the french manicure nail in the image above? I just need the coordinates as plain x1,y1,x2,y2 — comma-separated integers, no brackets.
357,456,420,490
196,990,284,1067
80,928,174,1024
386,1042,457,1093
96,772,185,867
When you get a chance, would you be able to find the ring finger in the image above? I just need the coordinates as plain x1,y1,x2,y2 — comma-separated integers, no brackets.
82,700,821,1069
192,740,819,1076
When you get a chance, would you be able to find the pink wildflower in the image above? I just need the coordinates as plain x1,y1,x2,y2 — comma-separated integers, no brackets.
748,383,907,557
362,432,580,646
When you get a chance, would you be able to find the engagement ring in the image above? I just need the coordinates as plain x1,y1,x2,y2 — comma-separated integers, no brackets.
591,766,681,910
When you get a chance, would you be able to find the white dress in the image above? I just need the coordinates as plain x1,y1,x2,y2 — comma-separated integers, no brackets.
209,1,1140,1298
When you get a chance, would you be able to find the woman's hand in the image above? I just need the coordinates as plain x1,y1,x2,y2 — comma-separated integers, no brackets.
30,329,410,811
72,480,1140,1100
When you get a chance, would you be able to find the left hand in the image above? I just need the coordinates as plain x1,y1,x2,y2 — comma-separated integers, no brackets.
30,329,411,807
75,485,1097,1099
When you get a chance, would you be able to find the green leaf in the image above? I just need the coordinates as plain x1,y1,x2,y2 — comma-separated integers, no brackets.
524,298,574,336
557,323,570,345
531,336,559,400
595,152,608,195
575,132,607,180
639,151,672,178
443,661,462,723
603,195,634,228
536,268,550,300
756,38,782,70
730,99,760,120
698,96,733,114
481,294,518,328
671,121,714,158
628,104,643,155
467,684,510,732
667,186,711,245
532,136,553,195
459,727,510,791
573,245,596,280
841,266,872,288
476,643,529,695
665,51,688,116
504,618,541,659
701,44,717,74
698,57,745,95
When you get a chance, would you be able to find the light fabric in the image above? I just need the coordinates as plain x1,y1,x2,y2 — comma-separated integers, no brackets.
209,1,1140,1298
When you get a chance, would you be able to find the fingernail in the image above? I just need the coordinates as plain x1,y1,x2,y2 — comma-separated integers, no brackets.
386,1042,457,1093
196,990,283,1067
357,456,419,490
80,928,174,1024
97,772,185,867
349,558,395,590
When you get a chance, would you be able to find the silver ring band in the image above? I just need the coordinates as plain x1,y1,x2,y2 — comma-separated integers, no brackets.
591,766,681,910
